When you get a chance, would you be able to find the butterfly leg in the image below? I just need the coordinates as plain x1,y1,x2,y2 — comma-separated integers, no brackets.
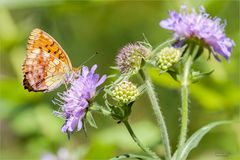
64,81,68,90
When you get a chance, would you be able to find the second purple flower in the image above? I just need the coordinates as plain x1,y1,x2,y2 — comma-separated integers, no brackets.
160,5,234,60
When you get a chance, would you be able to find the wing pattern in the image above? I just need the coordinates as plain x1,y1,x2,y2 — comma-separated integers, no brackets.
22,28,72,92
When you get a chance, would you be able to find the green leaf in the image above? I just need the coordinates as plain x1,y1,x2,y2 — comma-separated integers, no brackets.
172,121,230,160
90,103,111,116
191,69,214,83
86,112,97,128
111,106,125,120
110,66,120,70
167,70,180,82
193,46,203,61
82,119,88,137
111,153,156,160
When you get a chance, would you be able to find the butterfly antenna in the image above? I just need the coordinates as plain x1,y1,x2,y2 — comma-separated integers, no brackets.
80,52,99,66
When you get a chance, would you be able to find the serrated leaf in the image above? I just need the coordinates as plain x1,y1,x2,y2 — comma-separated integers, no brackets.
172,121,230,160
86,112,97,128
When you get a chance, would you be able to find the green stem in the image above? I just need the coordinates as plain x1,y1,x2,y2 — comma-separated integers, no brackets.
139,69,171,160
178,44,199,148
178,55,193,148
123,120,160,159
92,105,159,159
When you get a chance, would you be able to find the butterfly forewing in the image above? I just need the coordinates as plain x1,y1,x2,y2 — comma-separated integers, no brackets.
22,28,73,92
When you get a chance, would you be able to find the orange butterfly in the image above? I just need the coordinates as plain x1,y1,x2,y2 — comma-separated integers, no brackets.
22,28,79,92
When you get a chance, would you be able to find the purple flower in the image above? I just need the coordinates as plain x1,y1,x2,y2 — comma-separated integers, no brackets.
160,5,235,60
54,65,106,133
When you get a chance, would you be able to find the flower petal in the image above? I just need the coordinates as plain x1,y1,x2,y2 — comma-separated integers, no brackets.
97,75,107,87
82,66,89,77
90,64,97,74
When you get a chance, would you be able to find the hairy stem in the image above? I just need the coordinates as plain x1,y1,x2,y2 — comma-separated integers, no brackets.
123,120,160,159
178,43,200,148
178,55,193,148
139,69,171,160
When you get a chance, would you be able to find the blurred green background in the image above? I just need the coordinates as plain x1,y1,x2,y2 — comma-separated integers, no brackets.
0,0,239,159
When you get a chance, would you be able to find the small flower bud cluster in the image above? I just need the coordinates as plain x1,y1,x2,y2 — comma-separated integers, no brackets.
112,81,139,104
116,43,150,74
156,47,181,71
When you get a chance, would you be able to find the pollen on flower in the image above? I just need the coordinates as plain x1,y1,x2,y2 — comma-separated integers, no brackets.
116,43,150,74
112,81,139,104
156,47,181,71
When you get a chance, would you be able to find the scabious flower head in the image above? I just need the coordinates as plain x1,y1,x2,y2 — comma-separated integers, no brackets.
53,65,106,133
112,80,139,104
116,43,150,74
156,47,181,71
160,5,235,60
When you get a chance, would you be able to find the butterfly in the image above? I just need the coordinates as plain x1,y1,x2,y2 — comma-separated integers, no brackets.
22,28,79,92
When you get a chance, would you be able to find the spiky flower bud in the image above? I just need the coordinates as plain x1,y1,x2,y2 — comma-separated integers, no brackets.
156,47,181,71
112,81,139,104
116,43,150,74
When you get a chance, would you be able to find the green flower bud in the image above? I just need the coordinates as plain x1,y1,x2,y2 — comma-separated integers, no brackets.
156,47,181,71
116,43,150,74
112,81,139,104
